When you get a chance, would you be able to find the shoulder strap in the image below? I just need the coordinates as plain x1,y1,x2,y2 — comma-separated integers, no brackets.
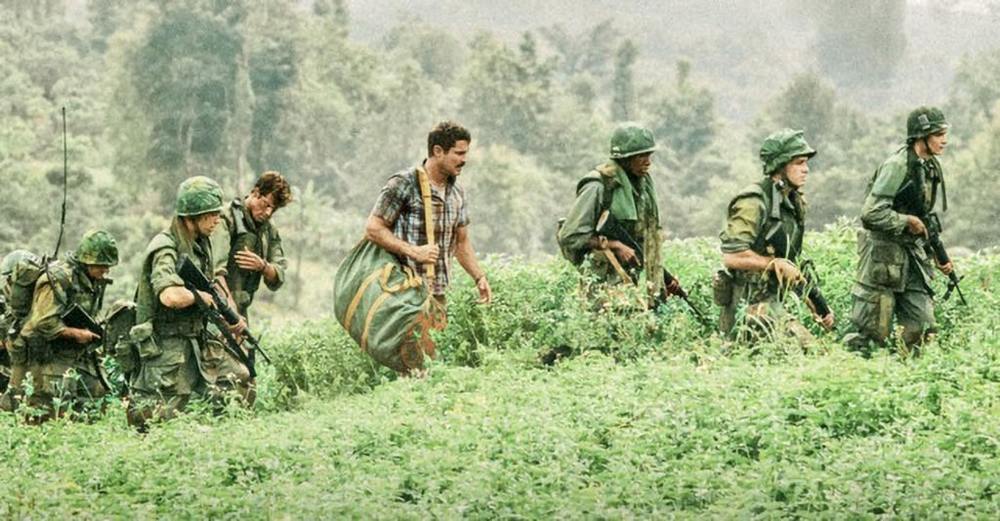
579,171,618,214
929,157,946,212
415,167,436,281
41,259,72,309
144,231,177,259
230,200,249,237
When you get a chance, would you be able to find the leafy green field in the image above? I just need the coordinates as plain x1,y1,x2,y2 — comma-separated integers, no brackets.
3,225,999,518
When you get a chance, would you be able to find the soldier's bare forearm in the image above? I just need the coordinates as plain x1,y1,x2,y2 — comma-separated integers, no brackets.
159,285,197,309
722,249,773,273
365,216,418,260
455,227,485,281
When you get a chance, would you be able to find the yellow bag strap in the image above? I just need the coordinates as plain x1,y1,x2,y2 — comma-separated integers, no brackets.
381,264,423,293
416,167,436,283
343,264,391,331
360,291,394,352
360,276,438,353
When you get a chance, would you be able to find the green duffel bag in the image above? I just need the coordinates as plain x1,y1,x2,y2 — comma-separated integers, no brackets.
333,240,443,373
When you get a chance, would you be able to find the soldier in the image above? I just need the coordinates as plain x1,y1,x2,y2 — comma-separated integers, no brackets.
127,176,229,429
844,107,953,354
1,231,117,420
210,171,292,403
212,171,292,317
364,121,492,375
0,250,40,393
716,129,834,346
557,122,681,304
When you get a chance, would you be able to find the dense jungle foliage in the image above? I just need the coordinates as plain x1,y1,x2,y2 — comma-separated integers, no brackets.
2,227,999,518
1,1,1000,321
3,1,1000,517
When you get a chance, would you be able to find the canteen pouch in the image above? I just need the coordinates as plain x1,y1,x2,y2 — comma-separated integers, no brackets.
129,321,162,360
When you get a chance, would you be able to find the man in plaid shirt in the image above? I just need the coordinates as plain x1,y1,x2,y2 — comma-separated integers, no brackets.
366,121,493,309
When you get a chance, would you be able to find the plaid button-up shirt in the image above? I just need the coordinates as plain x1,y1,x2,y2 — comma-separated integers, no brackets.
370,166,469,295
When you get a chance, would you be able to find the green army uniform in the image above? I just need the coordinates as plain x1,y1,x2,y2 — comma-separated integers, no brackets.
8,232,117,418
716,129,817,346
557,123,665,301
0,250,38,391
208,197,288,399
845,107,949,350
211,197,288,317
128,177,228,427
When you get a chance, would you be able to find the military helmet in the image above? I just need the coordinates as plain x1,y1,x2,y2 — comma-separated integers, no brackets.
907,106,949,140
609,122,657,159
176,176,224,216
0,250,40,276
76,229,119,266
760,129,817,176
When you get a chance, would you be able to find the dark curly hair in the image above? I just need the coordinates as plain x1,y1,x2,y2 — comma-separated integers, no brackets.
253,171,292,208
427,121,471,156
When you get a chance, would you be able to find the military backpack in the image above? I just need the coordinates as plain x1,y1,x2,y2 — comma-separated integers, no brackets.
0,252,55,341
556,168,618,266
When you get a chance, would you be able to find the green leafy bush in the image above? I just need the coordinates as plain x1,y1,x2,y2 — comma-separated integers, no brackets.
3,227,999,518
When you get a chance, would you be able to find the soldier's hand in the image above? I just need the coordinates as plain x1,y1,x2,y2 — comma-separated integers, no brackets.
196,290,217,308
770,258,804,287
610,241,638,266
228,315,247,337
905,215,928,238
66,327,100,344
412,244,440,264
937,260,954,276
234,248,267,272
665,277,682,296
816,311,835,331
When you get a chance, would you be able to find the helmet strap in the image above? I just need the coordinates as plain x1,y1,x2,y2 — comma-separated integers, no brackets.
910,133,935,159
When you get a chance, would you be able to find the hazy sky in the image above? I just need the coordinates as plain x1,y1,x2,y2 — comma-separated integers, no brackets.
345,0,999,120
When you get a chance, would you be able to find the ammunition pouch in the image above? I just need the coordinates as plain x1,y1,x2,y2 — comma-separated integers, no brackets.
130,321,161,361
152,312,205,338
869,240,906,287
23,336,53,365
859,229,909,291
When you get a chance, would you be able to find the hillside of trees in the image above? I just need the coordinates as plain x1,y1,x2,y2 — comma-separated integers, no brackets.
2,0,999,320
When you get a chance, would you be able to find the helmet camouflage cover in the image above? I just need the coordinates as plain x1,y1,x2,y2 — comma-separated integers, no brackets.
609,122,657,159
176,176,224,216
76,229,119,266
760,128,817,175
907,106,949,140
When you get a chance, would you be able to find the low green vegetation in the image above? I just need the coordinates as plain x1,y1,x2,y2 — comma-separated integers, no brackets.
3,226,998,518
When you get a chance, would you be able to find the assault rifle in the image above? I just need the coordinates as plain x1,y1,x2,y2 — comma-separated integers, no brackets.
756,219,833,327
797,260,833,328
176,255,272,378
924,212,966,305
61,303,111,391
595,211,710,325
